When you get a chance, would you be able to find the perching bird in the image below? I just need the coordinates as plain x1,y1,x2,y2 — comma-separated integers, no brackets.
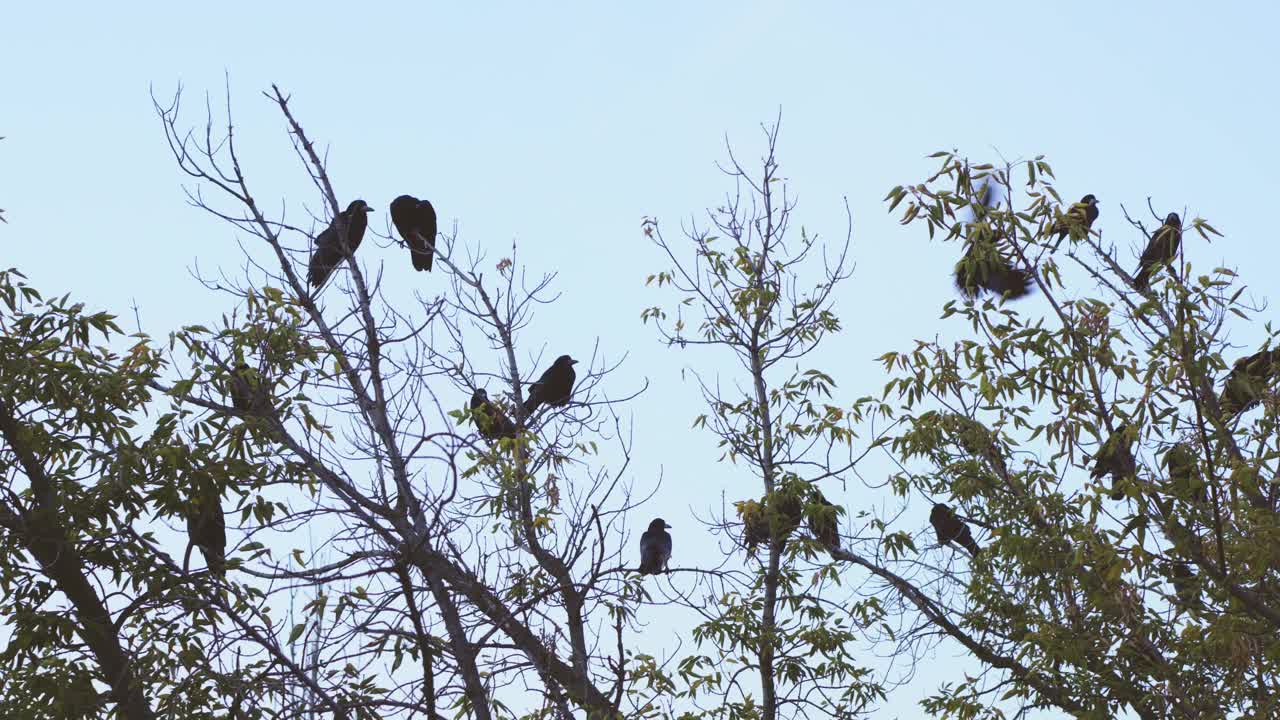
1052,194,1100,247
930,503,980,556
187,482,226,578
228,363,270,415
807,490,842,550
523,355,578,415
390,195,438,272
308,199,373,288
1092,424,1137,501
638,518,673,575
470,388,517,441
738,499,770,551
1219,349,1280,420
1133,212,1182,291
1167,561,1202,612
1161,443,1206,503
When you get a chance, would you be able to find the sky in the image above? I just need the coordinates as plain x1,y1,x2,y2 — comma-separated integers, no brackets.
3,1,1278,716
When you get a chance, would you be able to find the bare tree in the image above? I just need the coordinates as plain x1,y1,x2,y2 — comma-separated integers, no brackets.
145,82,663,719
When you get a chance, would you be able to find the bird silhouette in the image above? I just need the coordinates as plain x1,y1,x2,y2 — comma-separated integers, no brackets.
1092,424,1137,501
954,238,1034,301
1166,561,1202,612
228,363,270,415
1219,349,1280,420
1133,212,1182,290
187,481,226,578
1161,443,1206,503
930,503,980,556
308,199,372,288
954,183,1033,301
638,518,672,575
807,490,842,550
1052,194,1100,248
470,388,517,441
523,355,578,415
390,195,438,272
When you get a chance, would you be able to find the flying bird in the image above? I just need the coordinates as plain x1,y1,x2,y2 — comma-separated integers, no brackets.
954,238,1034,301
1052,194,1100,248
930,503,980,556
954,181,1033,301
390,195,438,272
638,518,673,575
1219,349,1280,420
187,482,226,578
470,388,517,441
228,363,270,415
1092,424,1137,501
308,199,373,288
523,355,578,415
1133,212,1182,290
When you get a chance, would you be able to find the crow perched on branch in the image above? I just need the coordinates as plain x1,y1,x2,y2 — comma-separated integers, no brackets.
1092,424,1137,501
308,199,372,288
1052,194,1099,247
930,503,980,556
1219,349,1280,420
523,355,578,415
1161,443,1206,503
470,388,517,441
187,482,226,578
390,195,438,272
1133,212,1182,291
228,363,270,415
638,518,672,575
807,490,842,550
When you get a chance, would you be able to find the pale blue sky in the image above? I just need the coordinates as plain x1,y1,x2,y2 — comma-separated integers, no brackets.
3,2,1277,716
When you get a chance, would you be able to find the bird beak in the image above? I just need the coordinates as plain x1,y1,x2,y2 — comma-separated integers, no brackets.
570,359,579,365
664,522,672,529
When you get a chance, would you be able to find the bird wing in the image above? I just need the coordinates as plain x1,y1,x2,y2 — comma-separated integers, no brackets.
309,226,344,287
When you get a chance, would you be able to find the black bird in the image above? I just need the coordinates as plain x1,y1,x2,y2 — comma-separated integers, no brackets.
954,238,1034,301
807,490,842,550
1092,424,1137,501
390,195,438,272
930,503,980,556
1219,349,1280,420
228,363,270,415
187,482,226,578
1167,561,1202,612
523,355,578,415
1161,443,1206,503
954,182,1033,301
1133,213,1182,290
1052,194,1100,247
470,388,517,441
308,199,373,288
638,518,672,575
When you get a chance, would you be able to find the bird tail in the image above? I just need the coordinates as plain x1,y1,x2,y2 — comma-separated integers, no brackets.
200,546,225,579
411,233,434,272
1133,266,1151,291
962,537,981,557
523,396,539,415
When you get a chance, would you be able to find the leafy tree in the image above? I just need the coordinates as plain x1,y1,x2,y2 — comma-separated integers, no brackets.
861,153,1278,719
642,122,890,720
